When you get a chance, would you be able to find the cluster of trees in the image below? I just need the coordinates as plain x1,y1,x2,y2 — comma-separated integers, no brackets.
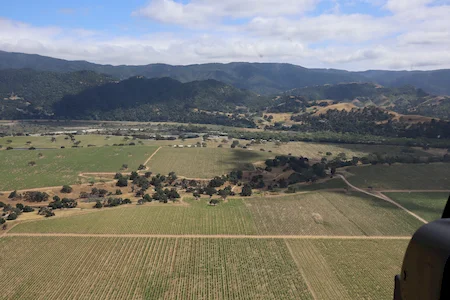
80,188,109,199
228,127,450,148
23,191,50,202
94,198,132,208
149,188,181,203
1,202,35,222
48,196,77,209
265,155,327,185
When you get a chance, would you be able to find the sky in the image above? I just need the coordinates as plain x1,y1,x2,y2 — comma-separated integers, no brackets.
0,0,449,70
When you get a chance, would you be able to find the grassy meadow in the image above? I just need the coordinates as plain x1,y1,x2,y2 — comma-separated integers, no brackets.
385,192,449,222
0,146,158,190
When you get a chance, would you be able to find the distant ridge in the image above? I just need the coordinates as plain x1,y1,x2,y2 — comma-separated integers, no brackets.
1,50,449,96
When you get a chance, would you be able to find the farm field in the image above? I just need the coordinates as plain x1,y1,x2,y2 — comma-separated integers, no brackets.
11,192,423,236
287,239,408,300
0,146,158,190
384,192,449,222
261,141,432,160
345,163,450,190
246,192,422,236
146,147,273,178
0,236,312,300
10,199,258,235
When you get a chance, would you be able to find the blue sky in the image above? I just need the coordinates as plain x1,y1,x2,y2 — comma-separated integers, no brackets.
0,0,449,70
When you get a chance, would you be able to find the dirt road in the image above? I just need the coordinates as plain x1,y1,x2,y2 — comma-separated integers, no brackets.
337,174,428,224
4,232,411,240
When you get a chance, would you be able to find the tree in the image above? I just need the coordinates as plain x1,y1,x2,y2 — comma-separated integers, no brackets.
23,206,35,213
116,177,128,187
38,207,55,217
8,190,18,199
7,212,18,220
130,171,139,181
0,218,5,225
138,164,146,170
28,161,36,166
193,192,201,200
93,201,103,209
121,164,128,170
204,187,217,198
218,189,230,200
16,203,24,211
144,172,152,178
115,189,123,195
240,184,252,197
60,185,73,193
209,199,220,206
143,194,152,202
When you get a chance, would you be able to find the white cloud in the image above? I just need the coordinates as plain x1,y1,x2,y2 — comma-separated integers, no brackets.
132,0,318,26
0,0,449,70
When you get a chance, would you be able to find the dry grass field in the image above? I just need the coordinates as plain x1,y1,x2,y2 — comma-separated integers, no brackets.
146,147,273,178
0,236,313,300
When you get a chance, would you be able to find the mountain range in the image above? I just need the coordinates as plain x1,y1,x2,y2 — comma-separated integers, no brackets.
1,50,450,96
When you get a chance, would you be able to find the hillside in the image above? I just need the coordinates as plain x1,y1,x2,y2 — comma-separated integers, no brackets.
53,76,267,127
1,51,450,95
0,69,116,119
283,83,450,120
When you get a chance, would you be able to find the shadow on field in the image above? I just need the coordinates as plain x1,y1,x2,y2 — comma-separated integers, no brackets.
218,149,272,171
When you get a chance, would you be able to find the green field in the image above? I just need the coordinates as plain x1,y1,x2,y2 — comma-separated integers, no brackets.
246,192,422,236
0,236,313,300
287,239,408,300
147,147,273,178
346,163,450,190
0,146,158,190
385,192,449,222
11,192,422,236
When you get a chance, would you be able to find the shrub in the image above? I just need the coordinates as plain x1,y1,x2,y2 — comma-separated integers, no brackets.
116,177,128,187
93,201,103,209
22,206,35,213
8,190,18,199
7,212,17,220
60,185,73,193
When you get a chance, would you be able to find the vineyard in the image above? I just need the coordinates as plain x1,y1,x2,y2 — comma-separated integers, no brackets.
10,199,258,235
0,236,313,300
246,192,423,236
0,146,158,190
346,163,450,190
287,239,408,300
146,147,272,178
11,193,423,236
385,192,449,222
